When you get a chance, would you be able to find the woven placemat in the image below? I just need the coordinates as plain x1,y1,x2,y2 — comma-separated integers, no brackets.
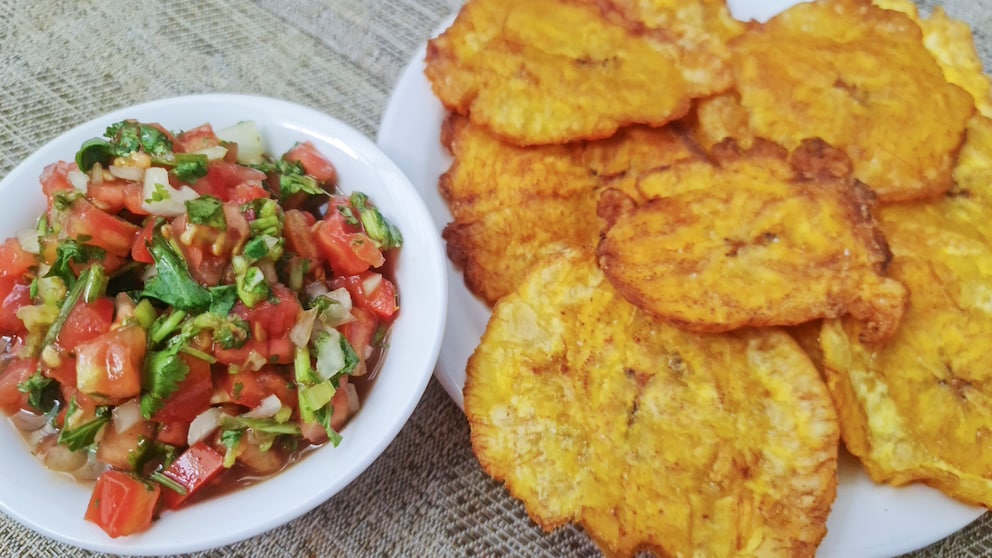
0,0,989,556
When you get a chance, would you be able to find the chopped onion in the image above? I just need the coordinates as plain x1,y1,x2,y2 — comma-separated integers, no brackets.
89,162,104,185
72,453,106,481
108,165,143,181
217,121,265,165
242,394,282,419
290,308,318,348
243,349,267,372
11,409,48,432
316,287,355,328
187,407,224,446
25,423,58,452
112,398,142,434
67,169,89,193
305,281,329,300
43,443,88,472
141,166,199,216
15,230,40,254
361,272,383,297
345,383,360,415
194,145,229,161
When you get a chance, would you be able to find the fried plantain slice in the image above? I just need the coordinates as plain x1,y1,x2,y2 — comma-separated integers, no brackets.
820,118,992,505
424,0,742,145
440,114,700,305
730,0,974,202
465,249,839,558
597,138,907,342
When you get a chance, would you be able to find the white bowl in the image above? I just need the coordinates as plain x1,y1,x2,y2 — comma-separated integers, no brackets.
0,94,447,555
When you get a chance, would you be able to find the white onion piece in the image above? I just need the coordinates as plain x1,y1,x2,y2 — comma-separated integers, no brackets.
72,453,107,481
243,350,267,372
346,383,360,415
242,394,282,419
15,230,40,255
361,272,383,297
11,409,48,432
305,281,329,300
112,398,142,434
141,166,199,216
316,287,355,328
43,443,88,472
108,165,143,181
216,121,265,165
67,169,89,193
25,423,58,452
289,308,318,348
194,145,228,161
187,407,224,446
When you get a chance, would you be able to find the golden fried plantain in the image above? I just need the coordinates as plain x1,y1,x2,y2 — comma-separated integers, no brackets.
440,114,700,305
730,0,974,202
465,249,839,558
424,0,741,145
597,138,907,342
820,119,992,504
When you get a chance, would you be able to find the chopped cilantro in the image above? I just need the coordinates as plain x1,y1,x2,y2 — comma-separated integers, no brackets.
45,240,106,288
140,230,212,312
140,347,192,418
350,192,402,249
172,153,209,182
58,406,111,451
185,195,226,230
145,182,171,204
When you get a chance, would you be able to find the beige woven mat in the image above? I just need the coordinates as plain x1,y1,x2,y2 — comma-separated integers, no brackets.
0,0,990,556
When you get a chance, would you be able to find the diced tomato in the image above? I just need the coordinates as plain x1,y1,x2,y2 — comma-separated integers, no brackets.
175,124,219,153
0,238,38,279
230,182,269,205
0,277,32,336
152,354,212,424
214,366,295,410
284,209,319,260
171,202,249,286
283,141,337,186
62,199,141,258
44,353,77,388
96,419,156,471
58,298,115,352
39,161,76,201
85,470,161,538
122,182,149,215
314,208,384,276
0,357,38,415
249,283,301,340
339,306,379,366
131,219,158,264
332,272,398,321
75,323,146,404
192,162,267,202
156,420,189,447
161,442,225,509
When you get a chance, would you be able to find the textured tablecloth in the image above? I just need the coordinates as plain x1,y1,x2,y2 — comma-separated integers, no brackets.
1,0,991,556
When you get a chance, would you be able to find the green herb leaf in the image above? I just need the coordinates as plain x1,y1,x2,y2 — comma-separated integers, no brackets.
172,153,209,182
17,372,57,413
140,348,191,418
350,192,402,250
219,428,242,468
75,138,113,171
185,195,226,230
45,240,106,288
140,231,212,312
207,284,239,316
58,406,111,451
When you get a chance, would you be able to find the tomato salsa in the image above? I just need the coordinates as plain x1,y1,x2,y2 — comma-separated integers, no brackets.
0,119,401,537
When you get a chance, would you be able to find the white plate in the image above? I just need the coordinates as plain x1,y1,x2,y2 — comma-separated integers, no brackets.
375,3,986,556
0,94,447,555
